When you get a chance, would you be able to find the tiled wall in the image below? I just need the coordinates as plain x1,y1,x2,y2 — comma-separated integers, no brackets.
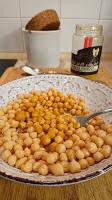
0,0,112,52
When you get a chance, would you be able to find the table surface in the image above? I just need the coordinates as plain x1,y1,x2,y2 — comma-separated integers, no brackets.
0,53,112,200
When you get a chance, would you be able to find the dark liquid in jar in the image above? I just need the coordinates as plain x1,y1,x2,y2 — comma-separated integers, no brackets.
71,46,102,75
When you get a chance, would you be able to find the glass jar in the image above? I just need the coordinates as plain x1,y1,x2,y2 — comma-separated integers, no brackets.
71,24,104,75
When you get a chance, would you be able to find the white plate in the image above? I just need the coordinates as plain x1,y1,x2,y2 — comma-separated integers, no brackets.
0,74,112,186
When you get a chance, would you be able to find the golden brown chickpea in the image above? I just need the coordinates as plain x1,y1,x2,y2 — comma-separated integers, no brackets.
66,149,75,161
2,136,11,142
40,135,51,146
74,122,80,129
93,152,104,162
2,149,11,161
72,145,80,151
33,150,43,160
91,135,98,142
77,131,90,141
15,111,26,121
21,162,33,173
61,161,70,172
28,158,35,164
95,130,106,139
24,137,32,147
24,148,31,157
15,157,27,168
33,138,40,144
48,128,57,139
79,159,89,169
49,163,64,176
102,145,111,158
8,155,17,166
82,148,90,158
75,140,85,148
64,140,73,149
46,153,58,164
66,130,73,136
106,126,112,134
57,131,64,138
41,152,48,161
19,121,26,129
32,161,42,172
54,135,63,144
86,157,95,166
56,144,66,154
31,143,40,152
38,164,48,175
104,135,112,146
70,160,81,173
60,153,68,162
13,144,22,152
49,142,57,152
43,124,49,132
86,142,97,154
15,149,25,159
94,137,104,148
71,134,80,142
87,125,95,135
35,124,43,134
20,133,29,140
29,132,37,139
75,149,85,160
3,141,14,150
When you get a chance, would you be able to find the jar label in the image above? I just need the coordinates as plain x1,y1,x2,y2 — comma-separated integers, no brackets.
71,46,102,73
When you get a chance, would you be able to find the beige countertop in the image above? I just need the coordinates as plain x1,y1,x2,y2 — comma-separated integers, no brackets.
0,52,112,68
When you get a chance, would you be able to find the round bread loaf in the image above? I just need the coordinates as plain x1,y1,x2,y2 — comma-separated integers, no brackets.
25,9,60,31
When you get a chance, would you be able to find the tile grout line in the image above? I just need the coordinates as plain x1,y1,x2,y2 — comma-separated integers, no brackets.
98,0,103,23
19,0,24,52
60,0,62,18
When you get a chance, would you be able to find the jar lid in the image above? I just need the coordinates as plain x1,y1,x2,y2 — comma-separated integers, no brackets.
76,24,103,36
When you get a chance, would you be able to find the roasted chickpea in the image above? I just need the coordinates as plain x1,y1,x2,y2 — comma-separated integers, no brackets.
24,137,32,147
86,142,97,154
56,144,66,153
64,140,73,149
38,164,48,175
21,162,32,173
70,160,81,173
86,157,95,166
61,161,70,172
104,135,112,146
93,152,104,162
75,149,85,160
102,145,111,158
2,150,11,161
79,159,89,169
49,163,64,176
15,149,25,159
46,153,58,164
8,155,17,166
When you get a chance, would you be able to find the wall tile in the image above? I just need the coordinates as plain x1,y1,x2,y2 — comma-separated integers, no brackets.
20,0,60,17
0,18,23,52
21,18,31,50
100,0,112,20
21,18,31,28
60,19,98,52
61,0,101,19
99,20,112,52
0,0,20,17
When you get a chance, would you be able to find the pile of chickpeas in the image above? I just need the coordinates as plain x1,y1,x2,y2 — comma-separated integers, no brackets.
0,88,112,176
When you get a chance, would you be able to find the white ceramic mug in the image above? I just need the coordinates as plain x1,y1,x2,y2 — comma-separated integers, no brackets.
23,28,60,68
